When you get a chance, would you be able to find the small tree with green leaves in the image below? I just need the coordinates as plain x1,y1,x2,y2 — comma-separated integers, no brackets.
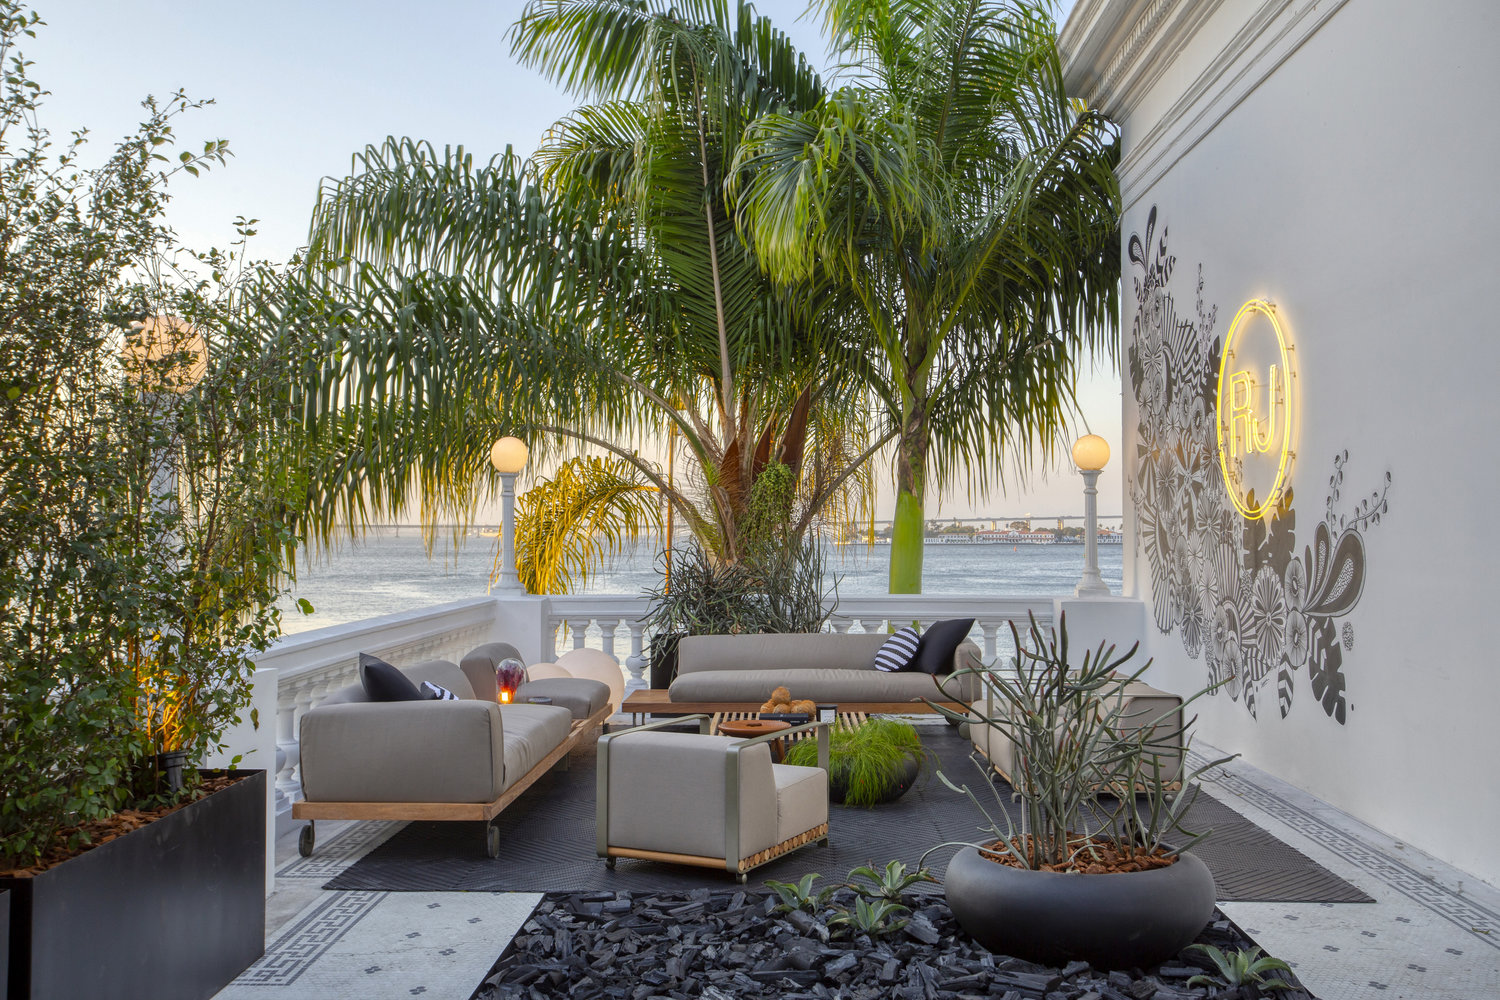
0,3,299,866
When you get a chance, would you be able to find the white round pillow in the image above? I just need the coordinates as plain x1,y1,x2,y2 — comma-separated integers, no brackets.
553,648,626,712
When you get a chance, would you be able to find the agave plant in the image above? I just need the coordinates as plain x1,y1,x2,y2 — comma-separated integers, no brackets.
1184,944,1294,993
846,860,934,904
827,896,909,937
763,873,836,914
924,612,1234,871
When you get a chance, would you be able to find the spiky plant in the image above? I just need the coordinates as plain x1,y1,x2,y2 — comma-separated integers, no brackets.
1184,944,1294,993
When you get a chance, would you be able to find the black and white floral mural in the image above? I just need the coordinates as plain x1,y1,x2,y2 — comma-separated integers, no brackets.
1126,206,1391,725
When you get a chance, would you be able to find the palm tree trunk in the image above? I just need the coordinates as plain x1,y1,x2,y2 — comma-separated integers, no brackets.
888,401,928,594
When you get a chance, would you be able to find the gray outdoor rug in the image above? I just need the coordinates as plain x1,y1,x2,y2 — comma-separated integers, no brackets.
324,729,1373,903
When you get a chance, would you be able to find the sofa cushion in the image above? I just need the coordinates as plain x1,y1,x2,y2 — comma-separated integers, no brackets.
772,763,829,844
913,619,976,675
677,633,889,675
300,700,505,803
871,626,921,672
359,653,422,701
498,703,574,790
670,666,947,704
513,677,609,720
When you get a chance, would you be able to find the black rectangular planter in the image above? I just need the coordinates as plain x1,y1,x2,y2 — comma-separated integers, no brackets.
2,769,266,1000
1,887,9,1000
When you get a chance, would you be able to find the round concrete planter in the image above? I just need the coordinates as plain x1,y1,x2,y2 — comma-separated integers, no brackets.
944,844,1215,969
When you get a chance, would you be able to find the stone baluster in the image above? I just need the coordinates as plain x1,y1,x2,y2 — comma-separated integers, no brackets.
829,618,850,634
980,621,1001,666
598,617,620,661
274,684,301,813
857,617,885,635
624,621,647,688
570,619,589,651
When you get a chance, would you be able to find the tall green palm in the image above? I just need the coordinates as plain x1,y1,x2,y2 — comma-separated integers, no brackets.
732,0,1120,592
270,0,884,573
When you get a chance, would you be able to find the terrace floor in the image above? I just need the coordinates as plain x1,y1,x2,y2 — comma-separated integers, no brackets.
214,720,1500,1000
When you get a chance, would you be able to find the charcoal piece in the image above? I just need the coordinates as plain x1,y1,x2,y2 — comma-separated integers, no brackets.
941,973,987,990
1129,978,1159,999
787,910,819,935
1061,960,1091,979
825,953,859,978
906,914,942,945
989,970,1062,994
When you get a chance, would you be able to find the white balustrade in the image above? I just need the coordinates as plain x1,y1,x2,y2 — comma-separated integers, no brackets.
546,594,654,687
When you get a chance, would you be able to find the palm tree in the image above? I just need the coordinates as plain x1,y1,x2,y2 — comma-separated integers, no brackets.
732,0,1120,592
269,0,883,577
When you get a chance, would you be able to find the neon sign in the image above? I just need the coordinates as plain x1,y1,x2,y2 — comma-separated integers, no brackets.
1215,299,1295,520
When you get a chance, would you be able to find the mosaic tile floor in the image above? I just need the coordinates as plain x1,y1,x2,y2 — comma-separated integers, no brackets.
215,734,1500,1000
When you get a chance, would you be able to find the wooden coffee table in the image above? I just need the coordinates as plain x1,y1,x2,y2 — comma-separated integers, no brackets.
714,717,793,761
622,688,963,725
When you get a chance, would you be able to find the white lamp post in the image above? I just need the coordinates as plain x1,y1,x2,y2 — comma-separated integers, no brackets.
121,316,207,537
489,436,529,593
1073,434,1111,598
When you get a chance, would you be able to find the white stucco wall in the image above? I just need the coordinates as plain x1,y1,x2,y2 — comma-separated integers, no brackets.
1072,0,1500,885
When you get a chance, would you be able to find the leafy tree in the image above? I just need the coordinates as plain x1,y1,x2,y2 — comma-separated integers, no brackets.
733,0,1120,591
274,0,879,576
0,4,295,865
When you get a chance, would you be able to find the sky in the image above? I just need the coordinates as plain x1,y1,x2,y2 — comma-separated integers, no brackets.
27,0,1117,523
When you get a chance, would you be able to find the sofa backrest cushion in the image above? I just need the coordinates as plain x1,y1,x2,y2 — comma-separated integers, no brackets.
677,633,889,676
461,641,526,703
321,658,476,707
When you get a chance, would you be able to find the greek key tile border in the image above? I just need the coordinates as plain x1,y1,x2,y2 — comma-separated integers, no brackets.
234,891,388,987
276,821,404,880
1188,750,1500,949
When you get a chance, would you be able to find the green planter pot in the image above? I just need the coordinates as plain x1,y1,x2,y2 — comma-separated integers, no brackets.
943,844,1215,969
2,769,266,1000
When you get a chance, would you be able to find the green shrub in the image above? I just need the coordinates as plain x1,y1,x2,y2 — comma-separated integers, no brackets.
783,718,924,807
0,4,296,866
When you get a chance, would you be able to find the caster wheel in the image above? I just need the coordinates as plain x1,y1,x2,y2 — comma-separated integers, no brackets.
298,823,315,858
735,872,747,884
605,857,617,870
485,824,501,859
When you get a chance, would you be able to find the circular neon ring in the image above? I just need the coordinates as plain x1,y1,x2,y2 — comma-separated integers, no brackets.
1215,299,1294,520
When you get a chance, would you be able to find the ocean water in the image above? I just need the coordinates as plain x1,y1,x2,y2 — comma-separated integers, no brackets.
278,531,1124,635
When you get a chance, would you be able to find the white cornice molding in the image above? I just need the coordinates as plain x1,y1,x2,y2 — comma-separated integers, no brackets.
1061,0,1224,117
1062,0,1354,210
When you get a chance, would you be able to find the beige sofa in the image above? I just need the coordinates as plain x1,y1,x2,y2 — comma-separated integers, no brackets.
666,632,983,705
294,658,609,857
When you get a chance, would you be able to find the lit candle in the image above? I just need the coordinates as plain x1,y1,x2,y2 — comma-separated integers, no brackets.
500,690,511,704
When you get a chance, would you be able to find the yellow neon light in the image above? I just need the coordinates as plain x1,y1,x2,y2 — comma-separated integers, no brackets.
1215,299,1294,520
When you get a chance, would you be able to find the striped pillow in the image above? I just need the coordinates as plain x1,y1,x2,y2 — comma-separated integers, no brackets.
872,626,921,672
420,681,459,701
